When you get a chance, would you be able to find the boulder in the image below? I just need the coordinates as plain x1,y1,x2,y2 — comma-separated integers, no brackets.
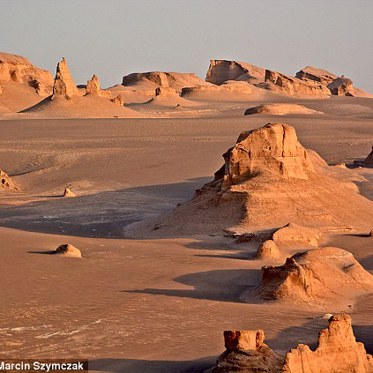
86,74,112,99
283,314,373,372
258,247,373,307
53,244,82,258
255,240,280,260
52,58,77,99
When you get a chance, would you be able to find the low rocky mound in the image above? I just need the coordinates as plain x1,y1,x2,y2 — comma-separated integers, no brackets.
257,247,373,308
131,122,373,237
21,58,146,118
208,314,373,373
272,223,321,247
53,244,82,258
244,103,323,116
363,146,373,167
255,240,280,260
63,187,76,198
0,169,16,190
122,71,212,94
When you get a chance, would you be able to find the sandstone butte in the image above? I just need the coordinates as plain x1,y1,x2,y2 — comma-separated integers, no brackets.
150,122,373,237
0,51,53,96
205,59,372,97
208,314,373,373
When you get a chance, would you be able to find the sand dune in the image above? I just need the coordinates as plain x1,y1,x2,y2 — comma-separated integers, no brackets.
244,103,323,115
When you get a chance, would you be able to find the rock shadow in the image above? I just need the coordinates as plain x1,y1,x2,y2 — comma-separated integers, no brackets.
123,268,261,303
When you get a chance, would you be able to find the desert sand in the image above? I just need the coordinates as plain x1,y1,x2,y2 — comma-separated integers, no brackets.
0,52,373,372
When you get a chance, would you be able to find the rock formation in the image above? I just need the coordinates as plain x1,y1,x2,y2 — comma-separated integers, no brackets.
244,103,322,116
209,329,284,373
52,58,78,99
295,66,337,85
0,169,15,190
86,74,112,99
0,52,53,95
258,247,373,307
122,71,212,93
363,147,373,166
283,314,373,372
111,94,124,106
205,60,372,98
264,70,330,97
255,240,280,260
63,187,76,198
137,122,373,237
205,60,266,85
221,123,315,185
208,315,373,373
53,244,82,258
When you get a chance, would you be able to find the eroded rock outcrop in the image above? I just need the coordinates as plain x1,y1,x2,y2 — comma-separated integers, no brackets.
0,52,53,96
53,244,82,258
0,169,15,190
209,329,284,373
264,70,330,97
327,77,354,96
86,74,111,98
205,60,266,85
111,94,124,106
258,247,373,307
283,314,373,372
295,66,337,85
208,315,373,373
363,146,373,167
221,123,315,186
52,58,77,99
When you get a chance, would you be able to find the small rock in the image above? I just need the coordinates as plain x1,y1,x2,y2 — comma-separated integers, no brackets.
54,244,82,258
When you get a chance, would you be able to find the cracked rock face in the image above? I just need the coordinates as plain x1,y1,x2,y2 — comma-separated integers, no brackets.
52,58,77,99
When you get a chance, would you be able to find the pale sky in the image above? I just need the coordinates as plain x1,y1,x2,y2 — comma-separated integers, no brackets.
1,0,373,90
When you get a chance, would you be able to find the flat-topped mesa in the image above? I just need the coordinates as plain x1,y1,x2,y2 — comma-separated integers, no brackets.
85,74,112,99
52,58,77,100
221,123,315,187
264,69,330,97
209,330,284,373
0,169,15,190
258,247,373,307
0,52,53,96
283,314,373,372
205,60,266,85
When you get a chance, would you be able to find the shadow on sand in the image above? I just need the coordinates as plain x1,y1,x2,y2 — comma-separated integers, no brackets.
0,177,210,239
89,357,214,373
123,268,260,303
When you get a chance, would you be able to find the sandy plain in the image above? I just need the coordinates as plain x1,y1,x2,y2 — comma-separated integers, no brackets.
0,94,373,372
